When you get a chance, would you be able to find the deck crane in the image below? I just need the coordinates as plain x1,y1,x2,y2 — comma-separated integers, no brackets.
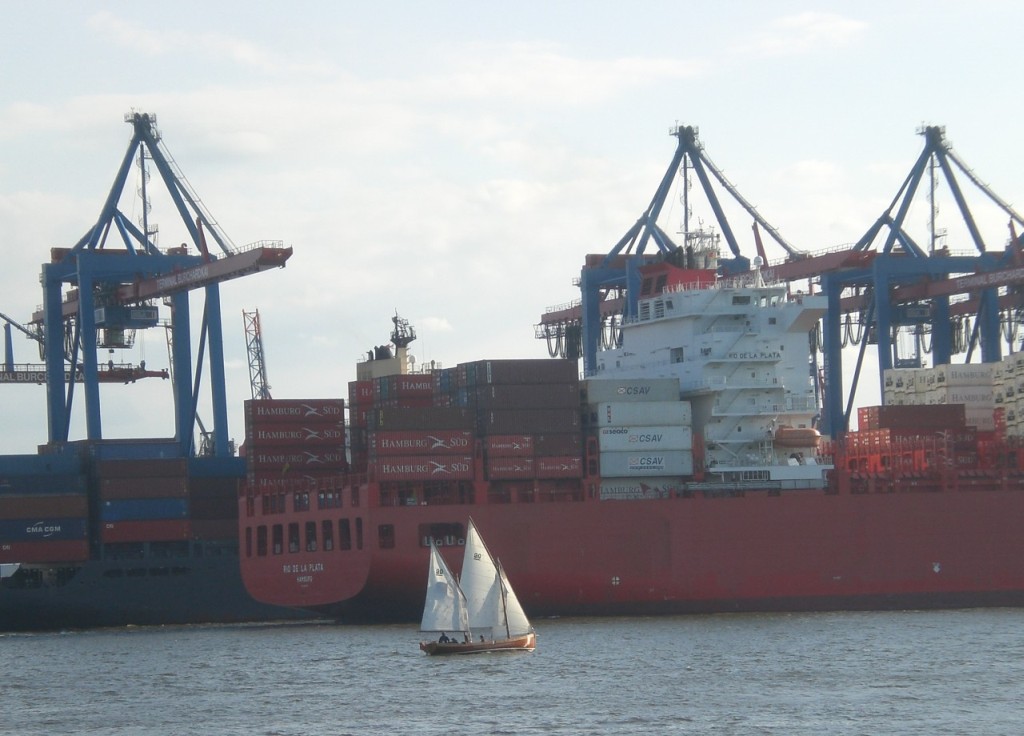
536,124,801,375
34,112,292,456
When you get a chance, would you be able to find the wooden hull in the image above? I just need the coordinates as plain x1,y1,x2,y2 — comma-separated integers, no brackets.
419,632,536,655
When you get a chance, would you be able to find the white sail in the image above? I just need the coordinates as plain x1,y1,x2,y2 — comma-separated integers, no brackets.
460,519,532,639
420,542,468,634
460,519,503,633
497,560,532,637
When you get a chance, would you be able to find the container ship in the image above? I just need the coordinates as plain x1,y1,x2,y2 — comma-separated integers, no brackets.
0,447,313,631
238,124,1024,623
238,256,1024,621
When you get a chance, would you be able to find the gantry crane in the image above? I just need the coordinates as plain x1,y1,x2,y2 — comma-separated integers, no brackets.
34,112,291,456
243,309,272,401
537,124,1024,439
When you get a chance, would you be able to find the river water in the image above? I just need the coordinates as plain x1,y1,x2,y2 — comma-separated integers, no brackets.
4,609,1023,735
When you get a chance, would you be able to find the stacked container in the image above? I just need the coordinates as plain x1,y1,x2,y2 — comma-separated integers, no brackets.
583,378,692,499
244,399,347,488
0,466,89,563
95,458,191,543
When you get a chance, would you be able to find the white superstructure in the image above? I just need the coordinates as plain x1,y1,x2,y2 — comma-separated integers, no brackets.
592,263,831,488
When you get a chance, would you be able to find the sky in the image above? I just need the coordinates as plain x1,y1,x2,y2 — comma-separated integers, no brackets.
2,1,1023,454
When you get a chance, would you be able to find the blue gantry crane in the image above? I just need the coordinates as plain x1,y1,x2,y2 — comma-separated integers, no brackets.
32,112,291,456
537,124,1024,439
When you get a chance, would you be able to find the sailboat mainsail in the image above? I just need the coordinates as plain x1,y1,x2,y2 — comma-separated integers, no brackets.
419,542,469,635
460,518,532,639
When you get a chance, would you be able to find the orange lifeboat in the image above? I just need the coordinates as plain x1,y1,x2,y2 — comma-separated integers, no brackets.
773,425,822,448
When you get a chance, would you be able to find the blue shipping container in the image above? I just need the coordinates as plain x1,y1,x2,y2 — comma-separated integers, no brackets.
0,517,88,541
100,498,189,521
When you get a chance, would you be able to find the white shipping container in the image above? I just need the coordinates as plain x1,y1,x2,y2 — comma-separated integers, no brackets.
932,387,995,407
964,407,996,432
936,363,994,388
599,477,684,500
598,425,693,452
593,401,692,427
584,378,680,404
599,450,694,477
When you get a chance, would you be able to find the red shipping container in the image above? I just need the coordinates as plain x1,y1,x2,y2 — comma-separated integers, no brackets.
100,476,189,500
246,446,347,471
0,539,90,564
94,458,188,479
371,455,474,482
535,432,583,456
536,455,583,478
485,456,535,480
348,380,374,406
369,430,474,456
100,519,192,543
0,493,88,518
485,435,535,457
246,422,345,448
245,399,345,424
472,382,580,409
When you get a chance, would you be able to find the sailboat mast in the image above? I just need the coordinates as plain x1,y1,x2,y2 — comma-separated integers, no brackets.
496,559,511,640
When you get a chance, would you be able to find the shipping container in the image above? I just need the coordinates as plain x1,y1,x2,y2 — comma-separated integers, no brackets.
584,378,680,404
246,446,347,471
100,498,189,522
246,423,346,447
99,476,189,500
535,456,583,478
348,380,374,406
485,456,535,480
94,458,188,479
190,518,239,540
244,399,346,424
100,519,192,543
860,404,967,432
367,407,473,431
0,493,88,518
371,455,474,482
0,539,90,564
479,408,581,435
599,450,694,477
468,382,580,410
591,401,693,427
598,425,693,452
368,430,474,456
534,433,582,457
484,435,535,457
461,358,578,386
0,517,88,542
0,473,88,495
599,477,684,500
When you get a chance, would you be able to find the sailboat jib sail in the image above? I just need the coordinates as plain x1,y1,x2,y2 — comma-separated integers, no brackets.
420,542,468,634
496,560,531,638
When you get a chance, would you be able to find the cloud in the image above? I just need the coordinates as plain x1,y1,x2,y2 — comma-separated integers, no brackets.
739,12,867,58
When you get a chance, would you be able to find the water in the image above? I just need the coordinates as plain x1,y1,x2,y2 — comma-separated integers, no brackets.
4,609,1023,735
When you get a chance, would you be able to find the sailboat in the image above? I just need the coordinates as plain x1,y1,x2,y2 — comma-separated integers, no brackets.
419,519,537,655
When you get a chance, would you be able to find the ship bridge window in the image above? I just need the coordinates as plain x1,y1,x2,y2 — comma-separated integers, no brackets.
245,527,253,557
272,524,283,555
769,317,777,325
305,521,318,552
257,526,268,556
323,520,334,551
655,275,667,292
379,524,395,549
294,492,310,512
318,490,342,509
671,347,684,363
288,523,300,553
732,296,751,305
654,300,665,319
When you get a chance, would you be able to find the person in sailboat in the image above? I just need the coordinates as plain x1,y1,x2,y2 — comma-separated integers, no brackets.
438,632,450,643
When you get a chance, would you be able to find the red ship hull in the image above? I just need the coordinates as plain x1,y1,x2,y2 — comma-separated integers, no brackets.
239,473,1024,621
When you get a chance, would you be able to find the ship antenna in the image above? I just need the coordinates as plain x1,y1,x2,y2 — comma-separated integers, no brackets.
391,311,417,348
